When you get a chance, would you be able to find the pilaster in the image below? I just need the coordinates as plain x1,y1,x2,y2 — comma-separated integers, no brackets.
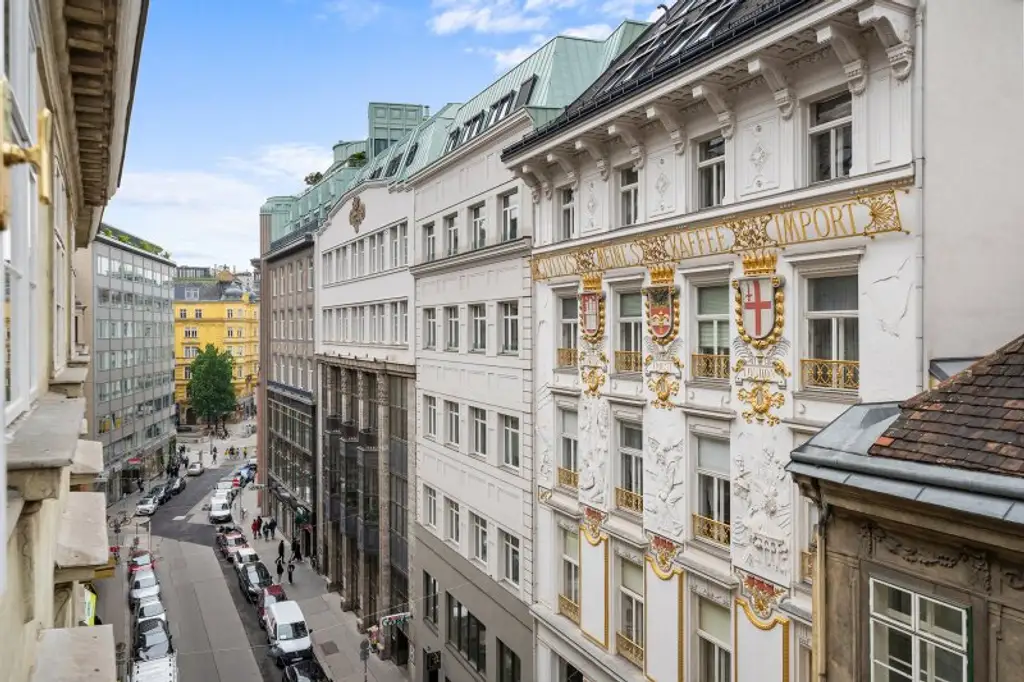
376,374,392,658
357,371,370,630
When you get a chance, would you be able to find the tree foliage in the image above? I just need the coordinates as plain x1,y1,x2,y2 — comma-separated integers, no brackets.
346,151,367,168
304,171,324,186
187,344,236,424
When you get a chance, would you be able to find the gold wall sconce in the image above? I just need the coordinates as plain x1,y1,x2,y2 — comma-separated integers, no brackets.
1,78,53,230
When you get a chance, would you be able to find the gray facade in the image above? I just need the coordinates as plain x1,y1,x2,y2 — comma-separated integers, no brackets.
412,525,533,682
85,231,176,502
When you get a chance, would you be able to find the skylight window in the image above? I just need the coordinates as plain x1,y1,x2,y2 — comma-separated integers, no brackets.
405,142,419,166
444,130,459,153
385,156,402,177
369,166,383,180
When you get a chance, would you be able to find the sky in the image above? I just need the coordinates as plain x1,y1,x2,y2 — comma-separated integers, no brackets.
103,0,663,269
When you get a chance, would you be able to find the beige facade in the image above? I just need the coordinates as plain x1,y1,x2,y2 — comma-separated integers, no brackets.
0,1,147,681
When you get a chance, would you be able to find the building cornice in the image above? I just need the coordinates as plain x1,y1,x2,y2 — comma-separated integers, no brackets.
94,235,176,266
267,381,315,406
315,354,416,378
264,232,315,262
410,236,531,278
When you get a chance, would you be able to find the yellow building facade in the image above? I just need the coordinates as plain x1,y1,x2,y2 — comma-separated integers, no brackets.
173,270,259,424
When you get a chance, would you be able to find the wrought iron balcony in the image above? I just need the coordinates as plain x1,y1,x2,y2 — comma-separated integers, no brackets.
556,348,578,369
801,358,860,391
801,547,816,583
616,631,644,669
692,513,731,546
614,350,642,374
558,594,580,624
692,353,730,381
557,467,579,490
614,487,643,515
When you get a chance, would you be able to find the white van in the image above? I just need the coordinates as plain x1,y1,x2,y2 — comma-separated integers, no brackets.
208,498,232,524
130,655,178,682
265,600,313,667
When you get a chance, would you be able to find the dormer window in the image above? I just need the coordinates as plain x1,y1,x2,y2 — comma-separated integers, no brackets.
385,156,402,177
444,130,459,153
489,94,515,128
370,167,383,180
405,143,419,165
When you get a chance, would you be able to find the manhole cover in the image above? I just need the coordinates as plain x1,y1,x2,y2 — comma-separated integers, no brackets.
320,641,339,656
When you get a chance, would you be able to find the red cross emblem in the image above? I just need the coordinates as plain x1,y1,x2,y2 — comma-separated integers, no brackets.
739,277,776,340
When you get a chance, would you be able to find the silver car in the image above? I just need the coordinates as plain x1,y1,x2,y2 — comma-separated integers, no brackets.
135,496,158,516
134,596,167,628
129,569,161,607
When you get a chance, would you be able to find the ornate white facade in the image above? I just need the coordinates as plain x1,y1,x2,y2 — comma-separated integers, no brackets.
502,1,920,681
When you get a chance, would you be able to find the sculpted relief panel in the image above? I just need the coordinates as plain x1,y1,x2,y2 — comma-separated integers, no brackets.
644,434,687,541
739,116,780,196
578,397,611,509
732,433,793,585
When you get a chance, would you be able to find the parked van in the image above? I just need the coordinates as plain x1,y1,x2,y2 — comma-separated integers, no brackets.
208,498,232,524
130,655,178,682
265,600,312,667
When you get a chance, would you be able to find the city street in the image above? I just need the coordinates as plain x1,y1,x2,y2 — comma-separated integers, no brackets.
96,426,409,682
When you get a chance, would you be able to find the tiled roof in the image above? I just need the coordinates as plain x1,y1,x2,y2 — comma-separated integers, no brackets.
869,334,1024,476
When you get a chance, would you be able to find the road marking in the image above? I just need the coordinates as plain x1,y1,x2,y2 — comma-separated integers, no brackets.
173,515,187,521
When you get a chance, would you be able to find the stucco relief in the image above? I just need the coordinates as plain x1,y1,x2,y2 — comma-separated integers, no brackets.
535,390,555,486
866,257,913,338
644,434,687,540
647,154,675,217
689,574,731,609
578,398,610,508
583,179,601,233
739,117,780,195
732,438,792,582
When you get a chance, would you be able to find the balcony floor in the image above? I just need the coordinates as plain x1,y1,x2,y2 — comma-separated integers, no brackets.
29,625,116,682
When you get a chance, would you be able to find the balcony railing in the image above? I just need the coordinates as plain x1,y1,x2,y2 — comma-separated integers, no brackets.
614,351,642,374
616,631,644,669
556,347,578,369
693,513,731,546
801,547,816,583
801,358,860,391
692,353,730,381
615,487,643,515
557,467,579,490
558,594,580,624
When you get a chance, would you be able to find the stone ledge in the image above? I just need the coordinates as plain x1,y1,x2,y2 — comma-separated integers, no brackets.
56,492,109,570
8,393,86,470
70,440,104,486
29,624,115,682
6,488,24,542
50,366,90,398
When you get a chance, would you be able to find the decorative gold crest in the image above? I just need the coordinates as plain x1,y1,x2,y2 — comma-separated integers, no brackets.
648,534,680,579
582,505,606,544
742,573,786,620
349,196,366,231
580,353,607,397
644,354,682,409
733,276,785,350
537,486,553,503
643,280,679,346
737,379,785,426
579,291,606,345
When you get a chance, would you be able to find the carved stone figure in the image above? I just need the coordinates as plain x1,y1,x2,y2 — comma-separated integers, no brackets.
578,399,609,506
645,434,687,539
732,446,792,577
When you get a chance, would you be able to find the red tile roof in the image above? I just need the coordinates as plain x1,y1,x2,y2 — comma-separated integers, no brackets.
868,335,1024,475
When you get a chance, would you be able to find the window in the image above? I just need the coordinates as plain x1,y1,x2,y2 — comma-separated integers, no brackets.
803,275,859,391
423,572,439,625
698,136,726,209
424,308,437,349
227,308,234,319
561,528,580,603
390,225,399,267
97,255,110,275
179,308,187,319
501,415,520,468
445,401,460,446
500,301,519,353
558,296,578,368
400,223,409,266
423,223,436,262
444,214,459,256
697,598,732,682
470,304,486,352
800,496,819,583
184,327,198,339
470,407,487,456
447,594,486,672
500,531,521,586
399,300,408,343
869,579,968,682
694,285,730,380
471,513,488,563
616,423,643,514
444,306,460,351
498,640,521,682
618,558,645,664
616,292,643,372
559,409,579,481
423,485,437,527
195,309,203,319
375,232,386,272
558,187,576,241
501,192,519,241
695,438,731,546
810,92,852,182
445,499,461,543
618,167,640,227
390,302,399,343
471,204,487,249
184,346,200,359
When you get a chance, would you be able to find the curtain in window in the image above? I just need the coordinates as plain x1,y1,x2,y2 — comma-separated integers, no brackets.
698,320,730,350
621,560,644,594
809,275,857,311
699,598,731,643
620,293,643,318
562,410,577,435
697,438,730,475
698,286,729,314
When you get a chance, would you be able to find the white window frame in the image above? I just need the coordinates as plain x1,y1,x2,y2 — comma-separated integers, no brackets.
501,191,519,241
618,166,639,227
562,528,579,603
445,498,461,544
471,204,487,249
500,301,519,354
444,214,459,257
619,559,645,647
52,165,68,372
501,530,521,586
470,407,487,456
445,400,460,446
697,135,726,209
619,422,643,496
695,437,731,538
424,308,437,350
560,409,578,471
424,395,437,437
809,91,853,183
558,186,576,242
470,304,486,352
444,306,460,352
695,284,730,356
423,223,436,262
390,302,399,344
399,300,408,344
559,296,578,353
696,597,732,682
618,291,643,355
804,273,859,369
471,513,488,563
424,485,437,527
501,414,520,469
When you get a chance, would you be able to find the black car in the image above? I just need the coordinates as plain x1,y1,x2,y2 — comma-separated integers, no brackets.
167,476,186,495
284,659,330,682
134,618,174,661
148,484,170,504
238,561,273,601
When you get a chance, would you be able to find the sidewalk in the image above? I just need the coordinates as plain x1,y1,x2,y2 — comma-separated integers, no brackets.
239,485,409,682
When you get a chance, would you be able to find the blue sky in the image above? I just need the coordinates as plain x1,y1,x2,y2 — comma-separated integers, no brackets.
103,0,661,268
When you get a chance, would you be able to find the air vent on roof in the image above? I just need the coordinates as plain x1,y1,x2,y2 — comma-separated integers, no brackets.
512,75,538,110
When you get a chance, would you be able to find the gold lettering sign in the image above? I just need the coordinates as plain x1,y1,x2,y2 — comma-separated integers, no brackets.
530,189,905,281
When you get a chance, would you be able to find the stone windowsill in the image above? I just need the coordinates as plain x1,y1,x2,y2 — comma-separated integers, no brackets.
29,624,115,682
56,492,109,569
70,440,104,486
6,488,24,542
8,393,87,471
51,366,90,387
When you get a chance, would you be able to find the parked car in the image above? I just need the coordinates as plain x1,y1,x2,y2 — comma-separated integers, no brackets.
148,484,170,505
284,658,330,682
186,461,204,476
134,618,174,662
128,550,156,576
133,596,167,628
166,476,186,495
219,533,248,560
130,657,178,682
209,498,232,524
213,480,236,500
257,585,287,628
135,496,158,516
128,569,161,608
265,600,313,667
225,543,250,565
238,562,273,602
233,548,260,577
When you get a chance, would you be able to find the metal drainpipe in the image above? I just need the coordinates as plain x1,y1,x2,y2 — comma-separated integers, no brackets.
913,0,927,394
813,491,829,682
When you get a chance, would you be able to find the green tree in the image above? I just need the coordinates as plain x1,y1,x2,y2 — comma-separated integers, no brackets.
187,344,236,427
304,171,324,185
346,151,367,168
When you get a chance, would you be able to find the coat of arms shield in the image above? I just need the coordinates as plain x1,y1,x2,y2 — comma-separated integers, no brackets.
579,291,604,344
736,277,778,341
643,285,678,344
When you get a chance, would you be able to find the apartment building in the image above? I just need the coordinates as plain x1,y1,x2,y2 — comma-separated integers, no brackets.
500,0,922,680
406,23,649,682
0,1,147,681
76,225,177,498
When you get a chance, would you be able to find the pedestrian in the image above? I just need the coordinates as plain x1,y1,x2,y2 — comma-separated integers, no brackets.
263,524,271,541
275,558,284,584
278,539,285,562
291,538,302,563
251,518,259,538
268,517,277,539
287,560,295,585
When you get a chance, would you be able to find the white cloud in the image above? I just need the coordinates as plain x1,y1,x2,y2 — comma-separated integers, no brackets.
104,143,332,268
429,0,550,35
321,0,384,27
562,23,614,40
600,0,659,19
523,0,582,10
